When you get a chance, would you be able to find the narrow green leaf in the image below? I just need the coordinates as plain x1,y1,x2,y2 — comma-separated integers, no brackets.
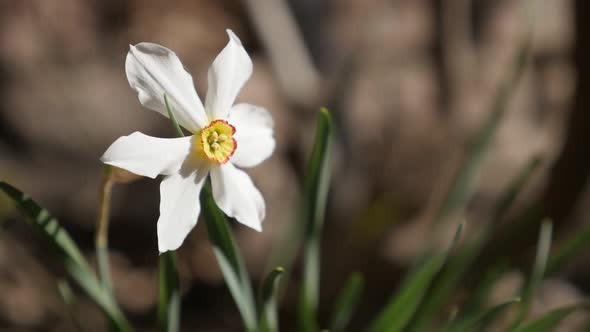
547,221,590,275
368,223,464,332
491,155,542,223
0,181,133,332
329,272,364,332
259,267,284,332
57,279,76,305
460,262,509,321
407,37,533,329
436,38,530,222
512,304,585,332
443,297,521,332
201,183,258,332
299,108,333,332
509,220,553,330
368,254,447,332
57,279,84,332
406,155,541,332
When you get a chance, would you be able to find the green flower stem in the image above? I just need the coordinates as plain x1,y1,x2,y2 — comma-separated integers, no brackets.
159,93,183,332
201,182,258,332
164,92,257,331
158,251,180,332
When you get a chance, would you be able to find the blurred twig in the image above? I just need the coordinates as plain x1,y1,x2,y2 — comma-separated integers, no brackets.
96,165,114,296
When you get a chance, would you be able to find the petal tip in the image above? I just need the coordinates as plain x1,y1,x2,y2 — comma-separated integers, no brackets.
226,29,242,45
158,240,179,253
250,221,263,232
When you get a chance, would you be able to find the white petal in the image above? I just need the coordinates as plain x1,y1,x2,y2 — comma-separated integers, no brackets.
100,132,192,178
229,103,275,168
158,169,207,252
210,163,265,231
126,43,208,131
205,30,253,120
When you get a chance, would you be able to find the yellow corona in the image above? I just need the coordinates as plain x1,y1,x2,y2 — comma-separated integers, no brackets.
199,120,237,164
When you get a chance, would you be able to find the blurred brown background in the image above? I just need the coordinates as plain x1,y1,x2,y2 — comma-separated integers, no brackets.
1,0,589,331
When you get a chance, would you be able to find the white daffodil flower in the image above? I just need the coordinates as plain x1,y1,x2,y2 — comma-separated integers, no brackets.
101,30,275,252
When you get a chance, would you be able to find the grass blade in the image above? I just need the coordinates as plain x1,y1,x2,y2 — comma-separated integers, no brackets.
368,254,447,332
0,181,133,332
509,220,553,330
406,36,533,330
57,279,84,332
512,304,585,332
436,38,530,222
298,108,333,331
443,297,521,332
259,267,284,332
368,223,464,332
406,155,542,332
201,182,258,332
329,272,364,332
490,155,542,223
546,221,590,275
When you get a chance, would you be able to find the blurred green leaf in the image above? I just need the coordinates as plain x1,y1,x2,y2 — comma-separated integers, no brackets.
436,38,530,222
329,272,364,332
510,220,553,330
298,108,333,332
201,183,258,332
443,298,520,332
259,267,284,332
491,155,542,223
158,251,180,332
461,262,509,320
407,37,534,329
0,181,133,332
57,279,77,306
368,254,447,332
546,221,590,275
368,223,464,332
57,279,84,332
407,155,541,332
512,304,585,332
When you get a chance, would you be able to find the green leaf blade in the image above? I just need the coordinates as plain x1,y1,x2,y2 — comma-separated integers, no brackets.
200,183,258,332
0,181,133,332
329,272,364,332
437,38,531,223
443,298,521,332
510,220,553,330
298,108,334,332
368,254,446,332
259,267,284,332
512,304,583,332
368,224,464,332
